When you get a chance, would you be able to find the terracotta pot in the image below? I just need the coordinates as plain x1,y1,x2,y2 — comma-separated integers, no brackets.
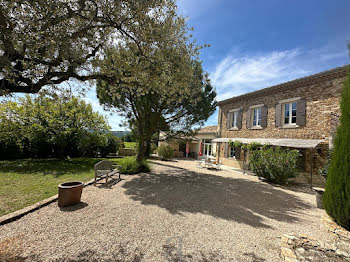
58,181,84,207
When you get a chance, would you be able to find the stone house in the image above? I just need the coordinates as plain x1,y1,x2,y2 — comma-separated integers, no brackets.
213,65,348,186
158,125,218,158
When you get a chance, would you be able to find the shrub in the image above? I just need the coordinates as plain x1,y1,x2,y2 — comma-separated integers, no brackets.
118,157,150,174
249,147,300,184
99,134,122,157
319,149,332,179
323,68,350,230
157,144,174,160
150,143,157,154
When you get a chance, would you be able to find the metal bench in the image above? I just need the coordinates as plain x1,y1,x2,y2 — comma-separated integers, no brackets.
94,160,121,186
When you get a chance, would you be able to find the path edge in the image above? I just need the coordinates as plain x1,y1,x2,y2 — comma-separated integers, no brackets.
0,177,102,226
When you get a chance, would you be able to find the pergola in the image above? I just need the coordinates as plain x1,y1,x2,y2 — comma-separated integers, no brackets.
212,137,326,187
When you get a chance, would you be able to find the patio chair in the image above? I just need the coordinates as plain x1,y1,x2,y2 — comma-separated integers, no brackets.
205,158,213,168
196,158,205,168
94,160,121,186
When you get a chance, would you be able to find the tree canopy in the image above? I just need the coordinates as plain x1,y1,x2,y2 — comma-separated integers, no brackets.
96,9,216,161
0,0,178,95
0,90,120,158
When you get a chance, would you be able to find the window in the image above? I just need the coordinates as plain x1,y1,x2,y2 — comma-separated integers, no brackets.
230,146,235,158
231,111,238,128
252,107,262,127
283,102,297,125
203,139,212,156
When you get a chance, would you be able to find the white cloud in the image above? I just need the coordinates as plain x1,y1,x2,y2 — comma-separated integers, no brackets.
211,48,348,102
211,49,310,101
206,46,349,125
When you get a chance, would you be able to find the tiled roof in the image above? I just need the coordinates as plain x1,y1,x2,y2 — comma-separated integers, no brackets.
198,125,217,133
218,65,349,106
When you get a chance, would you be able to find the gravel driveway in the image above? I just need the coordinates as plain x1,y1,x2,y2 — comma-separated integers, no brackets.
0,159,333,261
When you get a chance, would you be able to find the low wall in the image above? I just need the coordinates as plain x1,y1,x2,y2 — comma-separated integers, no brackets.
221,158,244,169
280,215,350,261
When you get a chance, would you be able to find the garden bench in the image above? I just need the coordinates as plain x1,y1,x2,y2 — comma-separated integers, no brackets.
94,160,121,186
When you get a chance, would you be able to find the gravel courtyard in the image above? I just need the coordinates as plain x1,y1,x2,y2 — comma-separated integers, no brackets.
0,159,333,262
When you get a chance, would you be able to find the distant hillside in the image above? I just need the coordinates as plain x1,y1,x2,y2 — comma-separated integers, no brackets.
111,131,130,138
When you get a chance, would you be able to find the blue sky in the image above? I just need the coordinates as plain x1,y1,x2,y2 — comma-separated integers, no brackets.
50,1,350,130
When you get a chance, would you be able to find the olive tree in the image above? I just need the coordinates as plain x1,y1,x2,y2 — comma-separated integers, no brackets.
96,9,216,162
0,0,177,95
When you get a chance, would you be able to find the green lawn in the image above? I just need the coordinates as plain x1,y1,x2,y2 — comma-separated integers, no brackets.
124,142,137,149
0,157,132,217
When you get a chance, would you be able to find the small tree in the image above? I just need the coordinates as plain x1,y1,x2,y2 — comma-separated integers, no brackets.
157,145,174,160
323,66,350,230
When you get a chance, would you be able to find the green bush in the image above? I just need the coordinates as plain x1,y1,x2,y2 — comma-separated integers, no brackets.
319,149,332,179
118,157,150,174
99,134,122,157
249,147,300,184
323,68,350,230
0,91,112,159
150,143,158,154
157,144,174,160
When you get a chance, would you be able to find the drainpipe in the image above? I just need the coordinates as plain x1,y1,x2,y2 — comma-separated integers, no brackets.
217,107,223,164
310,148,314,188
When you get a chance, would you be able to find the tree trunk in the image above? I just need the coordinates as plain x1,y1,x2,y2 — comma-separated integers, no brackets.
136,138,147,162
144,139,152,159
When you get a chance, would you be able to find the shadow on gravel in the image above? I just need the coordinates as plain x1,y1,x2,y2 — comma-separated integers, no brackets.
96,177,122,189
163,243,228,262
52,248,144,262
122,162,312,228
0,242,145,262
59,202,88,212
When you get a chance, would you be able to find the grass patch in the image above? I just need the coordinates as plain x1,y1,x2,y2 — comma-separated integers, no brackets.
124,142,137,149
0,157,134,217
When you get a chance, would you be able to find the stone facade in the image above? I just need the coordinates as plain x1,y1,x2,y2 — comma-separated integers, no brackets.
158,126,218,158
216,66,348,184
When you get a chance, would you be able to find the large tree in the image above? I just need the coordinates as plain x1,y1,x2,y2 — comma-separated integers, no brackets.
0,0,176,95
96,10,216,161
0,89,116,158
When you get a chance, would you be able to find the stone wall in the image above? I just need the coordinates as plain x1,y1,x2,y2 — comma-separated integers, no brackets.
321,215,350,257
280,234,348,261
219,76,345,140
216,68,347,180
280,215,350,261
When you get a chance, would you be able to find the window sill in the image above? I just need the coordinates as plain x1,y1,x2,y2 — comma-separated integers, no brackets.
229,127,239,131
249,126,262,130
280,124,299,129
